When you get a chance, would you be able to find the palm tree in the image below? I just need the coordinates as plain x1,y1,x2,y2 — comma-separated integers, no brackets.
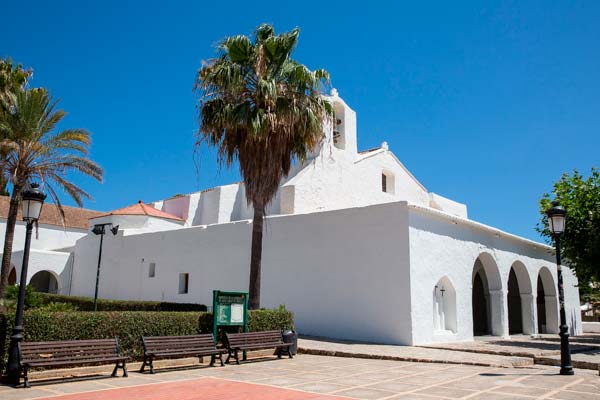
0,58,32,196
0,88,103,298
195,24,333,309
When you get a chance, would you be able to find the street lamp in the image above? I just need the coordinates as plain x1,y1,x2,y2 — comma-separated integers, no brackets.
3,183,46,386
91,223,119,312
546,201,574,376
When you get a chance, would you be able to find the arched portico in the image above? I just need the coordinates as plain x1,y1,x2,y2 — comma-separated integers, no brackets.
507,261,534,335
537,266,559,334
29,270,59,293
472,253,505,336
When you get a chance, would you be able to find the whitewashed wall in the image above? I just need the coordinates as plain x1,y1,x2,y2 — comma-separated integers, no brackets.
407,205,582,345
0,220,87,252
11,249,73,294
70,202,413,344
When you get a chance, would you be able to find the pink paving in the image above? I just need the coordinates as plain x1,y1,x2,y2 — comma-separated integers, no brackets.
35,377,346,400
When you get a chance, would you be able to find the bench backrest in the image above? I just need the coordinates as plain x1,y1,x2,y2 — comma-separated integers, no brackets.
142,334,216,354
20,338,120,364
226,330,283,347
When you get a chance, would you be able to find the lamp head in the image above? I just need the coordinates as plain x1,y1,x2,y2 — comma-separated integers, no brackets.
92,224,105,235
546,201,567,235
21,182,47,223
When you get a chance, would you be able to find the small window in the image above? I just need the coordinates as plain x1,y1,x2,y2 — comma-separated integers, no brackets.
148,262,156,278
382,171,395,194
179,273,189,294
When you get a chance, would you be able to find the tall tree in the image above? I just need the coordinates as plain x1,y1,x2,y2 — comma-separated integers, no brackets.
537,167,600,293
0,88,103,298
0,59,32,196
195,24,333,309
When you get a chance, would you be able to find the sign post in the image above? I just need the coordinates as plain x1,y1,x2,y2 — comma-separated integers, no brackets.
212,290,249,359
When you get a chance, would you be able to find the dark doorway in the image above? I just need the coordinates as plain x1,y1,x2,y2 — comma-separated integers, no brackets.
507,269,523,334
29,271,58,293
472,271,489,335
537,275,547,333
8,268,17,285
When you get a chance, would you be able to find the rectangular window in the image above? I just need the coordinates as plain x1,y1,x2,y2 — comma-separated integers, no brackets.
382,173,387,193
148,262,156,278
179,273,189,294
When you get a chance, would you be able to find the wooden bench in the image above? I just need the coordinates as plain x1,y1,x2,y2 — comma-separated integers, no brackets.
140,334,225,373
225,330,292,364
19,338,128,388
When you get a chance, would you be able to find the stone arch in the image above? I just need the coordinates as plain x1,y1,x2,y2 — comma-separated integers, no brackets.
472,252,503,336
537,266,559,334
507,261,534,335
29,270,59,293
8,265,17,285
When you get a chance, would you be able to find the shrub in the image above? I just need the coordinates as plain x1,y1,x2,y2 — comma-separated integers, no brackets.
0,307,294,363
197,305,295,340
38,302,79,312
3,285,43,310
38,293,207,312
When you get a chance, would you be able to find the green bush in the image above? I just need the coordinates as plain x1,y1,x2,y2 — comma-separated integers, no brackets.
38,293,207,312
0,307,294,363
4,285,43,310
197,305,295,341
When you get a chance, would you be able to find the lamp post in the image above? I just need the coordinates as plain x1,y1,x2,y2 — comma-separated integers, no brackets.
91,223,118,312
3,183,46,386
546,201,574,376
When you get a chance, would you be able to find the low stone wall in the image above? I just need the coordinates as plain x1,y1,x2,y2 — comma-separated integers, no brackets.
582,322,600,333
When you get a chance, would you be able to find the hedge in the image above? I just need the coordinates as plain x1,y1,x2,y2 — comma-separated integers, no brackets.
38,293,207,312
0,308,294,365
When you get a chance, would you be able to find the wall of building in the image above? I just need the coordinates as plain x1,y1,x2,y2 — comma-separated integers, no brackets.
11,249,72,294
69,202,413,344
407,205,583,345
0,220,87,253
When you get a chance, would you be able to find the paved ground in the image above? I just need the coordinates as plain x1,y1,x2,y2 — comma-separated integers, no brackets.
422,334,600,370
298,337,534,367
1,354,599,400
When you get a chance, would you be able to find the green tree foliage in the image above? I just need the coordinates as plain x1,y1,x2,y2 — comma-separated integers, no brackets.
0,58,32,195
538,167,600,296
0,88,103,299
195,24,333,309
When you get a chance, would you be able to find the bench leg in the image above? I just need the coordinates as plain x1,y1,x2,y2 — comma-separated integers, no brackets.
140,355,155,374
22,366,29,389
277,347,282,359
235,349,240,365
209,354,215,367
112,361,128,378
139,356,148,373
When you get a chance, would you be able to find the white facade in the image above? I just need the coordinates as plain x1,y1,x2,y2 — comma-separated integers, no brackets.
15,92,583,344
0,219,88,293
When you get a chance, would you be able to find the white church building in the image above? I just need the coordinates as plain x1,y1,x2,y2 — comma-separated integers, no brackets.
6,92,582,345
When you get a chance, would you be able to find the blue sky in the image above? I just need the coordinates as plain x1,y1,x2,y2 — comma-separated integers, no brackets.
1,1,598,241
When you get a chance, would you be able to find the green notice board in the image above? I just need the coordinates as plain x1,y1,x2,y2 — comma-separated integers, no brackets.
212,290,248,340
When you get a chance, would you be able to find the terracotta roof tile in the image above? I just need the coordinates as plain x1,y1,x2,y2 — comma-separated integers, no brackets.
0,196,103,230
92,200,184,221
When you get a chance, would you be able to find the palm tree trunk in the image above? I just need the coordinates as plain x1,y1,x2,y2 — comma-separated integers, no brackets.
248,202,264,310
0,186,22,299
